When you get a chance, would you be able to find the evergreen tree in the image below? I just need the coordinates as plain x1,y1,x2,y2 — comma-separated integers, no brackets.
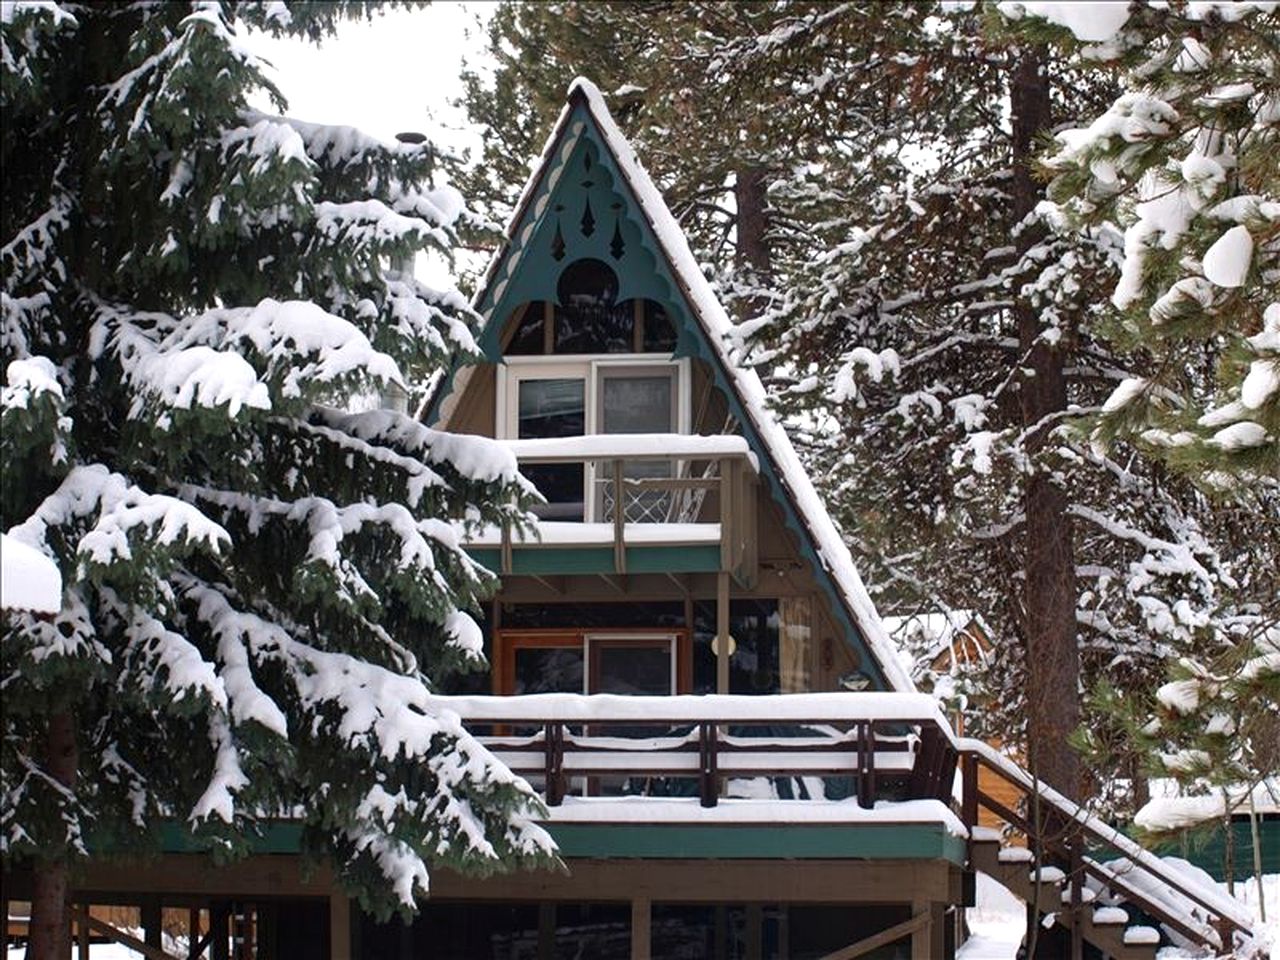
1,4,555,956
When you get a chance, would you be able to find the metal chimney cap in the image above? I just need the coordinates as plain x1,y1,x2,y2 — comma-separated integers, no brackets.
396,131,428,144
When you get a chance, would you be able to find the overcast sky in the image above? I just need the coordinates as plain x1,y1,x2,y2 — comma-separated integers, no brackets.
244,3,493,155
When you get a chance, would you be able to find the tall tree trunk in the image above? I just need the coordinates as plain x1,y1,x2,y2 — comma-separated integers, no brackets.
27,710,78,960
733,165,772,321
1011,49,1082,802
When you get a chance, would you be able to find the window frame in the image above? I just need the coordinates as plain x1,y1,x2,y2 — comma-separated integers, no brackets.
495,627,692,696
497,355,691,523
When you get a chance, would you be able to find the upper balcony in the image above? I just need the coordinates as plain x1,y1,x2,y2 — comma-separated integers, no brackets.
461,433,760,586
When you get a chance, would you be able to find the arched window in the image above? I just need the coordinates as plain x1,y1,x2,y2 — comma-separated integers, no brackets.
503,259,677,356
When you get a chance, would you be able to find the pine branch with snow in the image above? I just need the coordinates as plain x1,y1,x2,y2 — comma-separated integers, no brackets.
1022,1,1280,485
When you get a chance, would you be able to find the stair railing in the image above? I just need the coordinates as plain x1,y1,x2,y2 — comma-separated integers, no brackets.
956,736,1254,953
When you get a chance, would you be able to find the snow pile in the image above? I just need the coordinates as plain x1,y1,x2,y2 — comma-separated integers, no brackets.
960,872,1025,960
996,1,1132,43
1201,224,1253,288
544,796,966,836
0,532,62,613
1134,779,1280,832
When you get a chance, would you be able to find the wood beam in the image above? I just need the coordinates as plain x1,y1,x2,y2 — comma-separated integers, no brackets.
77,905,90,960
598,573,628,596
529,574,565,596
716,571,730,694
664,572,691,597
537,902,555,960
142,896,162,950
328,891,350,960
816,911,928,960
69,908,181,960
613,459,626,574
631,898,651,960
429,859,957,905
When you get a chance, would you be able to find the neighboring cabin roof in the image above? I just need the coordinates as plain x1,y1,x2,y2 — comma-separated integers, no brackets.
883,610,992,677
431,78,913,692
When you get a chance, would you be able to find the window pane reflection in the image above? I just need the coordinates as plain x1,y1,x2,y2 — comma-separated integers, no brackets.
514,647,584,695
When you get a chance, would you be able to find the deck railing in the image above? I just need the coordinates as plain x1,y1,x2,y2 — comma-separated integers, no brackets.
439,692,956,808
493,434,759,579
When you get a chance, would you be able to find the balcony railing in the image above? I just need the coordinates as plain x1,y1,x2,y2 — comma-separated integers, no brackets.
436,692,957,809
471,434,760,580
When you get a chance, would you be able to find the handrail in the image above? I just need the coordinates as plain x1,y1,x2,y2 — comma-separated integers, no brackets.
68,907,182,960
438,692,956,726
957,736,1254,951
484,448,757,576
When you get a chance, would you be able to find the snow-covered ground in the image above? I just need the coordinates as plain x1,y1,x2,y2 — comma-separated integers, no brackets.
1212,873,1278,960
958,872,1026,959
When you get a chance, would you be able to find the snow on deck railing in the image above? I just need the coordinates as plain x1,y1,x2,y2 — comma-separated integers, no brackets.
468,435,760,573
502,433,758,471
433,692,952,727
958,736,1254,938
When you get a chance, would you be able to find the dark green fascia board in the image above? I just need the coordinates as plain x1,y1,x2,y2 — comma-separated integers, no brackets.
465,545,723,577
429,93,888,689
157,820,304,855
546,822,965,864
151,819,961,867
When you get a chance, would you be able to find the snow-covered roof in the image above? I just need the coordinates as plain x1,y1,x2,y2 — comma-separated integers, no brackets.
450,78,913,692
1135,778,1280,832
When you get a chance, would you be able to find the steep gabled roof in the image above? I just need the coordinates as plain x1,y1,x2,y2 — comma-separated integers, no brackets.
431,79,913,692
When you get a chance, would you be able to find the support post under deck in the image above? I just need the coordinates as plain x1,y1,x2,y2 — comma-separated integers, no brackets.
631,898,651,960
328,891,350,960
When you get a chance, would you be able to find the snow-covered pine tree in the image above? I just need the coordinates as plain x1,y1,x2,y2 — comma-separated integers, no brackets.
719,2,1280,810
1,4,555,956
1006,0,1280,830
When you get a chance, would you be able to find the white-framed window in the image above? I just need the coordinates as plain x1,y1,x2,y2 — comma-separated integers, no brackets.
497,355,691,522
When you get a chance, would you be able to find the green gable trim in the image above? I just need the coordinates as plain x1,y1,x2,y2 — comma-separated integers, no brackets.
465,545,723,577
544,822,965,863
431,91,891,690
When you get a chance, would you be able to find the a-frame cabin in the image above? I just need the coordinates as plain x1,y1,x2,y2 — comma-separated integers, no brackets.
2,80,1255,960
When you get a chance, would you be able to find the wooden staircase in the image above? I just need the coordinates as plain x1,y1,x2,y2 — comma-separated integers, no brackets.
956,738,1259,960
970,833,1159,959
